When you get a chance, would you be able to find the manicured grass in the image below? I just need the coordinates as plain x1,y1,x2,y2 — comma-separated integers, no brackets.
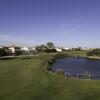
0,54,100,100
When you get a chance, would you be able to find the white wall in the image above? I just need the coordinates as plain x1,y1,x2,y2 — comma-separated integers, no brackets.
9,47,15,53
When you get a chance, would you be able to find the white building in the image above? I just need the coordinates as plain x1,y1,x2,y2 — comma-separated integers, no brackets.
21,47,36,54
21,47,29,52
9,46,21,54
9,47,15,53
63,48,69,50
55,47,62,52
32,47,35,51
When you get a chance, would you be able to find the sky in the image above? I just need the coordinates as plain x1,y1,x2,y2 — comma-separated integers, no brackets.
0,0,100,48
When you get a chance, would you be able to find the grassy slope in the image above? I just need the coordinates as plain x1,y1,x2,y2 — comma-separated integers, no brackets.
0,55,100,100
67,50,88,57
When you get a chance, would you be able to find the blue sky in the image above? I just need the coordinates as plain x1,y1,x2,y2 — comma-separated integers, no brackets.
0,0,100,48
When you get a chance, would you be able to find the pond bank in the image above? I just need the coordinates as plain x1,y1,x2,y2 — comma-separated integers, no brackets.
88,56,100,59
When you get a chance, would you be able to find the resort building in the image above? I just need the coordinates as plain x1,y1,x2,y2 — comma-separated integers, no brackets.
9,46,22,55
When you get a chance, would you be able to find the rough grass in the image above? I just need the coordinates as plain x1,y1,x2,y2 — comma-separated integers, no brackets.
67,50,88,57
0,54,100,100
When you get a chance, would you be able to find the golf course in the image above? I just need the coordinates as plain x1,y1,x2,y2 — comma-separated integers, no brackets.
0,53,100,100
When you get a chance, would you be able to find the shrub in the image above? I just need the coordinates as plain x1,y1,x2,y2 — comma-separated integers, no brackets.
87,49,100,56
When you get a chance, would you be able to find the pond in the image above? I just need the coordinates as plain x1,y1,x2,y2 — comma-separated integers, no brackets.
51,57,100,75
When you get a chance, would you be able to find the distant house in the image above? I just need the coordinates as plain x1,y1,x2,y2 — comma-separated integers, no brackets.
21,47,29,52
0,46,12,56
63,48,69,50
21,47,36,55
61,47,69,51
21,47,30,55
0,46,37,56
32,47,35,51
28,47,36,54
4,47,12,54
28,47,33,52
55,47,62,52
9,46,22,55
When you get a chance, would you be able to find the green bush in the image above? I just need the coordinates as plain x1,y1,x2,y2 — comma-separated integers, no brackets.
87,49,100,56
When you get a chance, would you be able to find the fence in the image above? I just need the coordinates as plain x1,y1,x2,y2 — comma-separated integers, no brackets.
65,72,100,80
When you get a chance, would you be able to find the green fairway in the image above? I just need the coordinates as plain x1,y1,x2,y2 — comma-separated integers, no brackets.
0,55,100,100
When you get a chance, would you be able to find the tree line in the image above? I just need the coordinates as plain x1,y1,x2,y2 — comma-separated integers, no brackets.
35,42,56,53
87,49,100,56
